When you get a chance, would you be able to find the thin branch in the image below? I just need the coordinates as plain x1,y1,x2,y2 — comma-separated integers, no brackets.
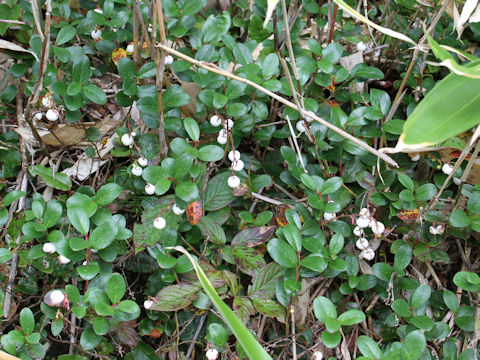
285,115,308,173
154,43,399,168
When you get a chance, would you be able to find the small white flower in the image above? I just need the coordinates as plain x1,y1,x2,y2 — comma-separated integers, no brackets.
58,255,71,264
217,133,228,145
312,351,323,360
145,183,156,195
131,164,143,176
296,121,306,133
164,55,174,65
410,153,420,161
227,175,240,188
126,43,134,54
370,221,385,235
442,163,453,175
121,133,134,147
144,300,154,309
356,216,370,228
453,177,461,186
231,159,245,172
91,29,102,40
359,248,375,261
154,216,166,230
138,156,148,167
210,115,222,127
323,212,336,221
206,348,219,360
172,204,185,215
356,41,367,52
359,208,370,217
228,150,240,162
353,226,363,237
305,116,313,123
46,109,59,121
42,96,53,108
226,118,234,129
43,243,56,254
94,8,103,14
356,238,369,250
34,112,43,120
429,225,439,235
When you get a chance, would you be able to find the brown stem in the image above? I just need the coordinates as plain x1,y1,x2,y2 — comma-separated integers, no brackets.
328,3,338,43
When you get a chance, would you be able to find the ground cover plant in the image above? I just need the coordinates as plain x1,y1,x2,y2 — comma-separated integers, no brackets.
1,0,480,359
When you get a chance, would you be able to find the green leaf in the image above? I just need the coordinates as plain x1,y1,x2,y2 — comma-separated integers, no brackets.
167,246,272,360
267,238,298,268
402,330,426,360
394,244,412,273
262,53,279,79
203,12,231,43
443,290,459,313
137,62,156,79
453,271,480,292
392,299,412,318
77,264,100,280
357,335,384,359
397,61,480,151
152,283,200,311
80,327,102,351
67,81,82,96
67,193,97,235
56,25,76,45
300,254,327,273
175,182,199,203
233,43,253,65
20,308,35,335
398,173,415,192
83,84,107,105
372,262,394,282
95,183,122,205
163,84,190,108
72,56,92,84
207,323,228,347
198,145,224,162
410,284,431,310
203,172,236,211
337,309,365,326
226,103,247,117
183,118,200,141
449,209,471,228
321,330,341,348
313,296,337,323
282,224,302,252
93,317,110,335
321,177,343,194
29,165,72,191
415,183,436,202
322,43,343,62
0,248,13,265
329,233,344,255
90,223,118,250
4,190,25,206
106,273,126,304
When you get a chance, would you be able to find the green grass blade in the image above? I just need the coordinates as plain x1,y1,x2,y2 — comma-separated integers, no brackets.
168,246,273,360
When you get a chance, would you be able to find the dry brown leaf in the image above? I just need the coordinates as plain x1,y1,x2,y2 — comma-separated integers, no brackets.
0,40,39,61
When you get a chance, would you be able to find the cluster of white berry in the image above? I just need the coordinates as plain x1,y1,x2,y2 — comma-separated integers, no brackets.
354,208,385,261
210,114,234,145
295,116,314,134
442,163,462,185
35,94,59,122
42,242,71,264
153,204,185,230
323,200,337,221
429,224,445,235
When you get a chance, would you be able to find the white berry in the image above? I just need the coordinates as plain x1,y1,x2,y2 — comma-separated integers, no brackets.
90,248,98,253
82,261,88,266
356,216,370,228
323,212,336,221
227,175,240,188
296,121,306,133
126,43,134,54
91,29,102,40
305,116,313,123
312,351,323,360
45,290,65,307
410,153,420,161
226,118,234,129
164,55,174,65
206,349,219,360
121,133,134,147
429,225,438,235
58,255,71,264
172,204,185,215
231,159,245,172
353,226,363,237
131,131,137,137
359,208,370,217
453,177,461,185
34,112,43,120
154,216,166,230
145,183,156,195
359,248,375,261
228,150,240,162
144,300,154,309
442,163,453,175
42,96,53,108
217,133,228,145
370,221,385,235
356,238,369,250
131,164,143,176
43,242,56,254
356,41,367,51
94,8,103,14
46,109,59,121
210,115,222,127
138,156,148,167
